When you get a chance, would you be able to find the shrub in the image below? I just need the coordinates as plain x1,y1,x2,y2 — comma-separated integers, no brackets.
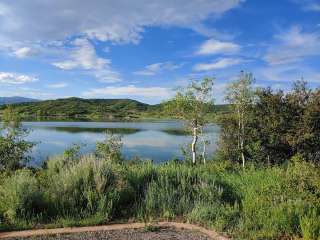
42,156,158,222
0,170,46,225
62,143,82,162
0,106,34,171
42,155,129,221
141,163,223,220
300,209,320,240
122,161,156,217
95,132,123,164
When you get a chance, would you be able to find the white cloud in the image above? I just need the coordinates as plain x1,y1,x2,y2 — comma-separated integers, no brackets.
0,72,38,84
13,47,38,58
292,0,320,11
134,62,181,76
53,39,108,70
196,39,240,55
256,64,320,83
305,3,320,11
47,83,68,89
53,38,121,83
0,0,243,45
0,0,245,90
193,58,243,71
264,26,320,65
0,87,55,99
83,85,173,99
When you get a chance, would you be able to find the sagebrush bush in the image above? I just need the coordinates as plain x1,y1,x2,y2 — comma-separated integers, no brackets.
43,155,125,220
95,132,123,164
0,170,46,225
300,209,320,240
187,202,240,232
141,162,225,221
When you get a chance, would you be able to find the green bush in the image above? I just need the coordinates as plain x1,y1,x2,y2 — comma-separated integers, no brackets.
0,106,34,171
43,155,124,220
187,202,240,232
141,163,223,220
0,170,46,225
122,161,156,217
300,210,320,240
95,132,123,164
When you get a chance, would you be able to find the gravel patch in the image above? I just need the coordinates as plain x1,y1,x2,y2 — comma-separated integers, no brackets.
6,227,212,240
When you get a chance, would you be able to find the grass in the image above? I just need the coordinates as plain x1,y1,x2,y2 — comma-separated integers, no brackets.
1,155,320,239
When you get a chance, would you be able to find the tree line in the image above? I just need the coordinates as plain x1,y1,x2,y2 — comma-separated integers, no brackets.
218,73,320,166
167,72,320,167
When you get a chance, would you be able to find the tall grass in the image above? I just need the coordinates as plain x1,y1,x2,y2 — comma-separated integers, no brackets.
1,154,320,239
0,170,47,229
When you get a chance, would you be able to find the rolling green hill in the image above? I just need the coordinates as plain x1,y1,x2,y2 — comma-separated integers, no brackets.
0,97,153,120
0,97,229,120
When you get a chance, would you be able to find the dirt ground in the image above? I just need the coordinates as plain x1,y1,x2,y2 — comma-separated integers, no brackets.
0,222,230,240
6,227,212,240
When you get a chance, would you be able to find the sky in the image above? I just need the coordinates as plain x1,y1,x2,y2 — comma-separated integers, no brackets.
0,0,319,104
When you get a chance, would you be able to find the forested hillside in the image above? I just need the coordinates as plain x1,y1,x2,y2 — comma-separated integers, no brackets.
0,97,228,120
0,97,153,119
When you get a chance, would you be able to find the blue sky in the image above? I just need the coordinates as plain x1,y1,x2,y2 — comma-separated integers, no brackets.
0,0,319,104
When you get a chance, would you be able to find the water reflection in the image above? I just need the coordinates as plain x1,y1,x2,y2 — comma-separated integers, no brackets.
37,127,141,134
22,121,220,166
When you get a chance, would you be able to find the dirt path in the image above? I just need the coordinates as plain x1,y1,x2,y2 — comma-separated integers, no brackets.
0,222,230,240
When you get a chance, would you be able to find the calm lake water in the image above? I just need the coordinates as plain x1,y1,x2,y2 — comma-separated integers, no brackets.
22,121,220,166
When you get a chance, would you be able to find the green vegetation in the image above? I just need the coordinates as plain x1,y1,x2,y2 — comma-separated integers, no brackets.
0,106,34,171
0,98,154,120
224,72,254,168
0,151,320,239
164,77,214,164
0,97,226,121
40,126,141,134
1,74,320,239
219,78,320,166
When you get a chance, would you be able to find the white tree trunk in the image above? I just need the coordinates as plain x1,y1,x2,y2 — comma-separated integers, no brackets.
237,108,241,150
241,139,245,168
192,127,198,165
202,140,206,164
240,111,245,168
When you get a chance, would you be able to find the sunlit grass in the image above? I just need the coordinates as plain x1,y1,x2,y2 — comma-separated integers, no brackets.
1,155,320,239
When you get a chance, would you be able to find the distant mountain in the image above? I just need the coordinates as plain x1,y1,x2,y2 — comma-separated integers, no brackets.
0,97,40,105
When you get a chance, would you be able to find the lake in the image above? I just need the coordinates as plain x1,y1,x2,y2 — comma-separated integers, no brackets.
22,121,220,166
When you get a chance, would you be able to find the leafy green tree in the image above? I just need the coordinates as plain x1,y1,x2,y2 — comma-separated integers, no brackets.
286,81,320,162
217,109,240,162
0,106,34,171
249,88,292,164
63,143,82,162
219,77,320,166
165,77,214,164
252,81,320,164
225,71,254,168
95,131,123,164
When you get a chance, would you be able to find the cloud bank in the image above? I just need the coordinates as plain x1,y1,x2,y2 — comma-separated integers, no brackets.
0,0,243,45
